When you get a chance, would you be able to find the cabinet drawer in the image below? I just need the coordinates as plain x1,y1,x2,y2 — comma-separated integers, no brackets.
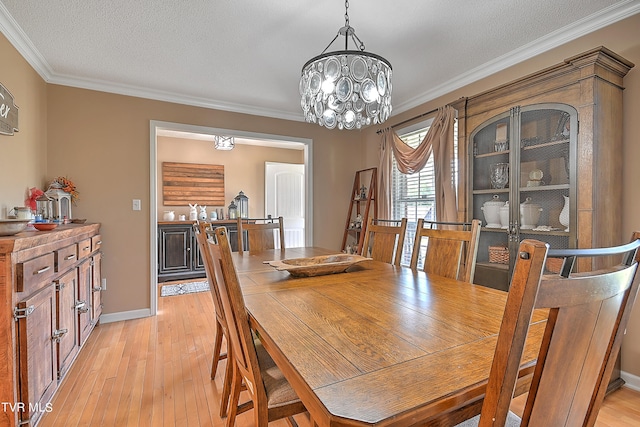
78,238,92,259
55,244,78,272
17,252,55,294
91,234,103,252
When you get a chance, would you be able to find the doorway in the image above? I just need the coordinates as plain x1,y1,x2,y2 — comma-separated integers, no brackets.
149,120,313,315
265,162,305,248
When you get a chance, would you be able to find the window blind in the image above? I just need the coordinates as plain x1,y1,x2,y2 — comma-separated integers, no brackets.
391,121,458,265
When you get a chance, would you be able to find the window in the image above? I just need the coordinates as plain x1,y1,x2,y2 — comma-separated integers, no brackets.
391,120,458,265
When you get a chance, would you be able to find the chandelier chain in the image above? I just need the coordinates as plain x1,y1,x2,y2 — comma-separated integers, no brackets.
344,0,350,28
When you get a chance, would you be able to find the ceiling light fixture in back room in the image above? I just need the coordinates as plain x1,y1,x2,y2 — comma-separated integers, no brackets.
213,135,235,150
299,0,392,130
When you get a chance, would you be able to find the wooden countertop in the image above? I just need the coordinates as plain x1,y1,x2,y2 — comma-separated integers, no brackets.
0,223,100,255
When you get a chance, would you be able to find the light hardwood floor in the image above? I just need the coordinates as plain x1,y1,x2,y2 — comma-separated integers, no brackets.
39,289,640,427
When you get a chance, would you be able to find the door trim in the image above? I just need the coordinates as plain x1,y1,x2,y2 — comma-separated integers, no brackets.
149,120,313,316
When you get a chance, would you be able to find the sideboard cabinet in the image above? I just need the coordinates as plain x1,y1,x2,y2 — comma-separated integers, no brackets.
157,220,244,283
0,224,103,427
455,47,634,290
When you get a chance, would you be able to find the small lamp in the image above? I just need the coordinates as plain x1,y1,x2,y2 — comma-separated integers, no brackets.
235,191,249,219
228,200,238,219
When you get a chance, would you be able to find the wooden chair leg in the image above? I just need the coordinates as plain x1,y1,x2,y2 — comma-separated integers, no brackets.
219,351,233,418
225,363,242,427
211,321,226,379
286,415,300,427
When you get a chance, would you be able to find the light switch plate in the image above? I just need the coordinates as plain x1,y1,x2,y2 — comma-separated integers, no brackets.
132,199,141,211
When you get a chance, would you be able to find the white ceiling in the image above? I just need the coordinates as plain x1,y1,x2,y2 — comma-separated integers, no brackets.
1,1,638,125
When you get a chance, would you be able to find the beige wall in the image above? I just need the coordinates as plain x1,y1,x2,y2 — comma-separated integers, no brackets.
0,35,47,218
157,136,304,219
361,13,640,380
2,13,640,378
42,86,361,316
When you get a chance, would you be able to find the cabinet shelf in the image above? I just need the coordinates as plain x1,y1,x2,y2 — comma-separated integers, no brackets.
473,188,510,195
475,150,510,159
522,138,569,151
519,229,568,237
473,184,569,195
519,184,569,192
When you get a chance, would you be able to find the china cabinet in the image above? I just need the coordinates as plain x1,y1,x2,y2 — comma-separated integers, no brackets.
454,47,633,394
455,47,633,292
469,104,577,288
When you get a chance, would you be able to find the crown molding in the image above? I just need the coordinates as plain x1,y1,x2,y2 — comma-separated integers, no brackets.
393,0,640,115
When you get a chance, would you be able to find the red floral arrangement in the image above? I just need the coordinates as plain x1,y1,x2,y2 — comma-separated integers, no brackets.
51,176,79,204
25,187,44,211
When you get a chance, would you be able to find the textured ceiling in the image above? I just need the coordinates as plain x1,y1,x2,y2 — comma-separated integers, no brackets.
1,1,638,124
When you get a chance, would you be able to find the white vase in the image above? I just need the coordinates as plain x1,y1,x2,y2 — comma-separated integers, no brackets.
559,195,570,232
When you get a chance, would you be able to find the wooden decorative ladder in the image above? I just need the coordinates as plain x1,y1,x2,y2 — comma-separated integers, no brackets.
341,167,377,255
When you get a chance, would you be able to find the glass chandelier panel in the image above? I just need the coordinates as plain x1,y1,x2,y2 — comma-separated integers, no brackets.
214,135,235,150
299,2,392,130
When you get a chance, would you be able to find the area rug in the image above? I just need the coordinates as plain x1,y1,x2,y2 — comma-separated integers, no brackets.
160,281,210,297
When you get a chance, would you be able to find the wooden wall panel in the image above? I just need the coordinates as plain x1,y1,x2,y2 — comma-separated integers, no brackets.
162,162,225,206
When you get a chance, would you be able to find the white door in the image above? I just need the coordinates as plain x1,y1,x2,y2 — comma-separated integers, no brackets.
265,162,305,248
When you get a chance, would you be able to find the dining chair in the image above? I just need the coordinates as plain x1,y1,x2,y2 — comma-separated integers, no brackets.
206,226,307,427
455,232,640,427
193,222,234,417
237,216,286,254
409,219,481,283
361,218,408,266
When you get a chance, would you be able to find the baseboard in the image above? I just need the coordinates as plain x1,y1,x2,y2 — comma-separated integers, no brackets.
99,308,152,324
621,370,640,392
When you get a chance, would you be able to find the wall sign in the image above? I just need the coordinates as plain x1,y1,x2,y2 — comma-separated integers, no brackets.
0,82,18,135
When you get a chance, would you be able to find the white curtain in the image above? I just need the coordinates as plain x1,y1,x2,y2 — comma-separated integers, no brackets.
378,105,457,222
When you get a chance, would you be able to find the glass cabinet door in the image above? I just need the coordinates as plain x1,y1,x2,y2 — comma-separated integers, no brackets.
470,103,577,289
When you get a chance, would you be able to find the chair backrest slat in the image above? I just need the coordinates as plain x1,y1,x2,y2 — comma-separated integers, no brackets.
361,218,407,266
237,216,285,254
410,219,481,283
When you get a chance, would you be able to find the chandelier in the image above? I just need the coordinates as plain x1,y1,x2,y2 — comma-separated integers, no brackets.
299,0,392,130
213,135,235,150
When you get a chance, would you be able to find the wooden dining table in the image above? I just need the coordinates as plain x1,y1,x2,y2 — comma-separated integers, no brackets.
232,247,547,427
